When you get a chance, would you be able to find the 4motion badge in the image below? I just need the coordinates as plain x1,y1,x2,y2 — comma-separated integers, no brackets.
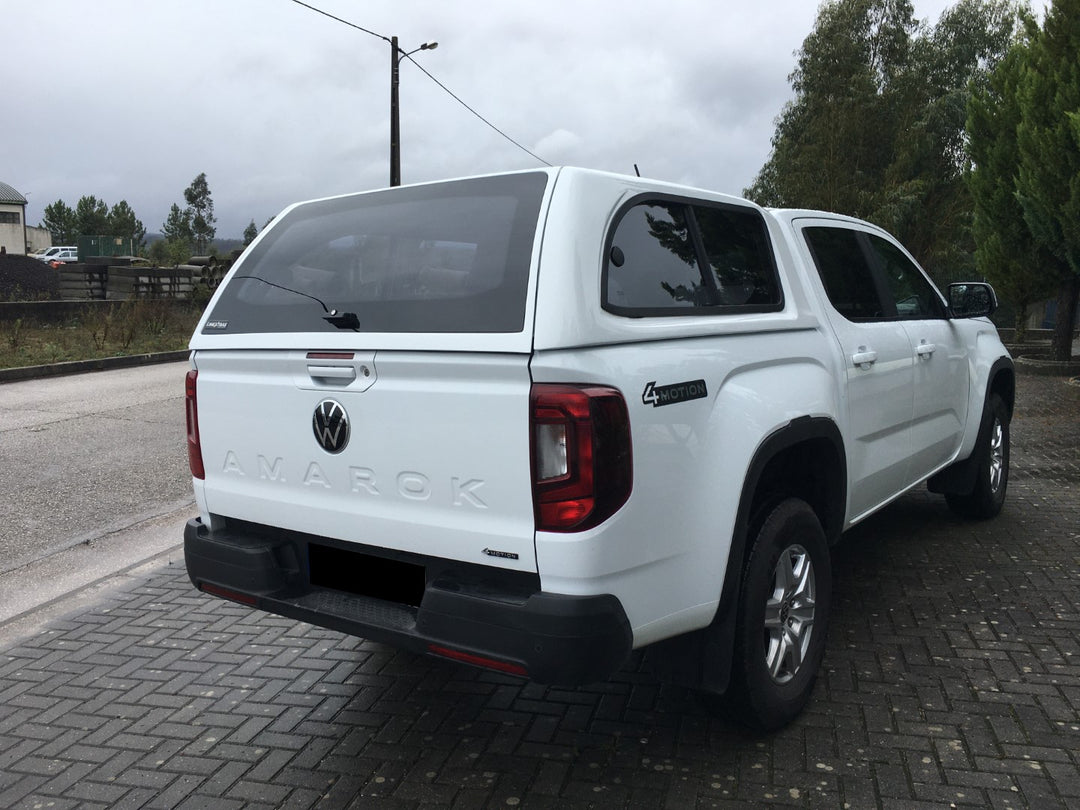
642,379,708,408
313,399,350,453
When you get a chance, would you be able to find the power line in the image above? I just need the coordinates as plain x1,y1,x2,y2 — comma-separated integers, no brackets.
287,0,551,168
288,0,387,43
402,53,552,167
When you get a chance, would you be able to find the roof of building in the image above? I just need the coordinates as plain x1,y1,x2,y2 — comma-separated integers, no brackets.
0,181,28,205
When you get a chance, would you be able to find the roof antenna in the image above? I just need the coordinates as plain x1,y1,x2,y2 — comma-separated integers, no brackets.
633,164,641,177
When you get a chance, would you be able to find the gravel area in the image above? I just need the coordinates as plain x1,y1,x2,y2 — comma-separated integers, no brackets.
0,253,59,301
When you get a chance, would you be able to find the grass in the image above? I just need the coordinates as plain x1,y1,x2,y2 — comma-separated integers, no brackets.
0,299,204,369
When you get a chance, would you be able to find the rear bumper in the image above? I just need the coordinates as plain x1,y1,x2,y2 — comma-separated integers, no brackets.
183,517,632,686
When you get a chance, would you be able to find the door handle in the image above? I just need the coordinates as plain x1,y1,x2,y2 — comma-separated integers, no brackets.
916,341,936,358
851,349,877,368
307,364,357,382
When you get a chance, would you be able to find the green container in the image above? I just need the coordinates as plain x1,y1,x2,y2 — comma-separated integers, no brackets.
77,235,134,262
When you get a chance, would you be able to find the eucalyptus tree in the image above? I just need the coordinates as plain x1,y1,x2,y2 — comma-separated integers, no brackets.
183,173,216,254
746,0,1019,279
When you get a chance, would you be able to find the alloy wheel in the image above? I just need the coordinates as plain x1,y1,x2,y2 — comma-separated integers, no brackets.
763,544,817,684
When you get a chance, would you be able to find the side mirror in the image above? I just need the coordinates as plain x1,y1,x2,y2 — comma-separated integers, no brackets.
947,282,997,319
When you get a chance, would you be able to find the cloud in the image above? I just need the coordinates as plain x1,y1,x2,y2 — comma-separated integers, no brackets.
533,129,583,162
1,0,962,237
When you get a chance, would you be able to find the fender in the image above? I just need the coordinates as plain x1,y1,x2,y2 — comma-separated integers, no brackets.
928,355,1015,495
647,415,845,694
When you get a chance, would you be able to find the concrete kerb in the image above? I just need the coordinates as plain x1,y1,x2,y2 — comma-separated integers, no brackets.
0,349,190,383
1013,354,1080,377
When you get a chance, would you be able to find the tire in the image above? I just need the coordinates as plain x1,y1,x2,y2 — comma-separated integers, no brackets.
946,393,1009,520
727,497,831,731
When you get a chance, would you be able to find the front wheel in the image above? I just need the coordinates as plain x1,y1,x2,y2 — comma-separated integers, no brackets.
728,498,831,731
946,393,1009,520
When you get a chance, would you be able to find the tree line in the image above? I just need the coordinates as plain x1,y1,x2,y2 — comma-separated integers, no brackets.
746,0,1079,360
37,1,1078,359
42,197,146,252
968,0,1079,360
40,172,263,267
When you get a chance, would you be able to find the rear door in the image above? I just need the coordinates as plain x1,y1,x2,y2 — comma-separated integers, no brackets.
798,221,916,519
189,171,552,573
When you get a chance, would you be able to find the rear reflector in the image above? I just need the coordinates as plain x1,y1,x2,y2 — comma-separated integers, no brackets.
530,384,632,532
428,644,528,677
185,370,205,480
199,582,257,606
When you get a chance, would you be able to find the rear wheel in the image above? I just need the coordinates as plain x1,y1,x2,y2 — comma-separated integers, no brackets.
728,498,831,731
946,394,1009,519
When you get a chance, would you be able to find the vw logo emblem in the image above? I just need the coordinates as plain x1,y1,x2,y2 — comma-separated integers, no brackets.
312,399,350,454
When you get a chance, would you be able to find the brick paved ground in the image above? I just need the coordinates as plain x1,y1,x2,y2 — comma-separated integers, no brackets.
1,373,1078,809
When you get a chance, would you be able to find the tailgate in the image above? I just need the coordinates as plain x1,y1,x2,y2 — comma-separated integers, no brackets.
193,348,537,572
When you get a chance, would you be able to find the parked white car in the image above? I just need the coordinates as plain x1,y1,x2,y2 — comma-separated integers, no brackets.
183,168,1013,728
35,246,77,263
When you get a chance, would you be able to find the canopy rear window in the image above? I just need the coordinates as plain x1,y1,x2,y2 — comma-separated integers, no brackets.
203,172,548,335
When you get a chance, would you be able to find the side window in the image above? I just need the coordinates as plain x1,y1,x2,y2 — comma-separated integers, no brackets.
694,205,782,307
605,202,708,310
866,234,945,320
604,198,782,315
803,227,884,321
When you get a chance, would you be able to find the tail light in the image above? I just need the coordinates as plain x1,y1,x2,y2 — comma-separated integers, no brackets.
185,370,205,480
530,384,632,532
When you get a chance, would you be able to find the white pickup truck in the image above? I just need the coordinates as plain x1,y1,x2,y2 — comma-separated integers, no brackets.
183,168,1013,729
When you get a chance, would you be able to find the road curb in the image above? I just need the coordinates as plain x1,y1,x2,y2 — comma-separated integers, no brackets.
0,349,190,383
0,501,193,643
1013,354,1080,376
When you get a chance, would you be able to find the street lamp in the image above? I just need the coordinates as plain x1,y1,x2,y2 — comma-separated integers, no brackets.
390,37,437,187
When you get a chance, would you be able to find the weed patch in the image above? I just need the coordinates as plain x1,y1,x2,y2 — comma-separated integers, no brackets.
0,303,201,369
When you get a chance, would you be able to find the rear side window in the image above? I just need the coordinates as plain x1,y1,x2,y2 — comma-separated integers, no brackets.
203,173,547,334
604,203,706,310
803,227,883,321
603,197,782,316
696,206,782,307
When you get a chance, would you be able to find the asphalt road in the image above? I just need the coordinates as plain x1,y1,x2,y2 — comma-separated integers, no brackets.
0,361,193,574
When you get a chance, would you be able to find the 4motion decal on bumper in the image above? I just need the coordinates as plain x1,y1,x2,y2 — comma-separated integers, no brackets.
483,548,520,560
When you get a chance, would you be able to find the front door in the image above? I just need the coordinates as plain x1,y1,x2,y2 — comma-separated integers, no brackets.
865,233,970,478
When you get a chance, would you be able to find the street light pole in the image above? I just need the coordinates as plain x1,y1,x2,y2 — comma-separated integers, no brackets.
390,36,401,187
389,37,437,187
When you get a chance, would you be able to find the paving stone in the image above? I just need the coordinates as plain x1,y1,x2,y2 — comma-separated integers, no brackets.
1,373,1079,808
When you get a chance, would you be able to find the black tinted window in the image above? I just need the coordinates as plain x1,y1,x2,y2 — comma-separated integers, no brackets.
203,173,547,334
604,199,781,315
803,227,884,321
695,205,782,307
867,234,945,320
605,202,707,310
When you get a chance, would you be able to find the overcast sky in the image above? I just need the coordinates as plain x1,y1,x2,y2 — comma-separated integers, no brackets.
5,0,962,239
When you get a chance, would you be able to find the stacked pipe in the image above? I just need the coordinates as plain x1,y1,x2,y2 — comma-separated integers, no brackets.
179,256,227,291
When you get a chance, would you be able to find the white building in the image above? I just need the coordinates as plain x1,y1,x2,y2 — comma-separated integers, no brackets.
0,181,28,255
